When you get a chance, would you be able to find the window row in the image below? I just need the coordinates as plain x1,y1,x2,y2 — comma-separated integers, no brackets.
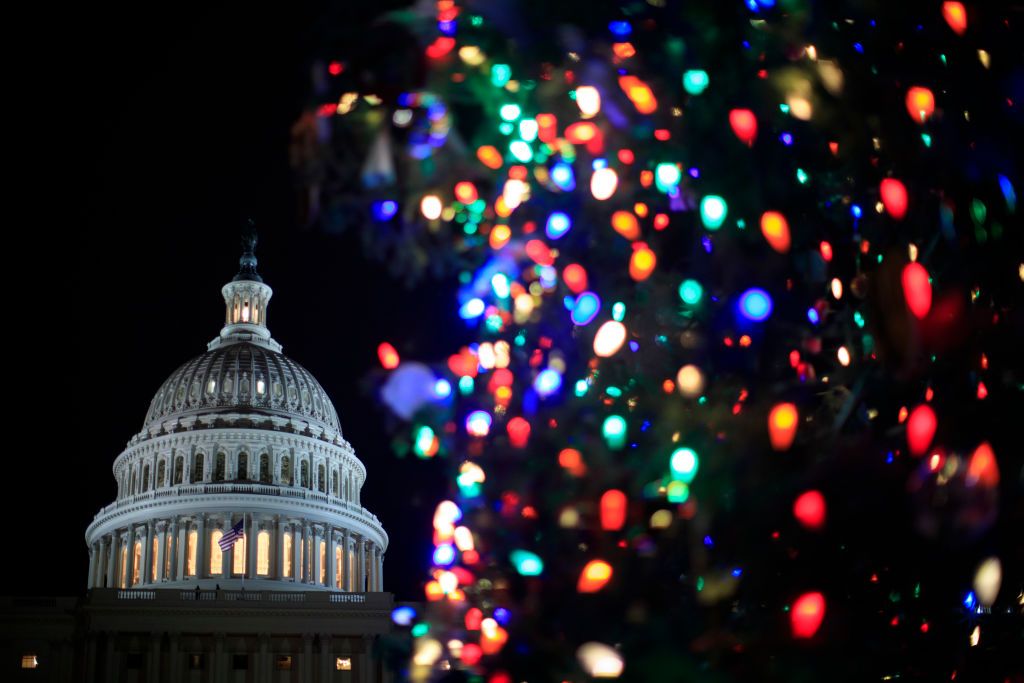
119,452,359,502
92,523,381,592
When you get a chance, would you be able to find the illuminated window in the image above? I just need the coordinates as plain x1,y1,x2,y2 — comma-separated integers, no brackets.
336,657,352,670
319,540,326,584
188,654,204,670
151,536,159,581
186,530,197,576
336,546,343,587
283,533,293,578
275,656,292,670
210,530,223,575
21,655,38,669
256,379,265,395
241,301,250,323
120,546,127,588
257,531,270,576
232,531,246,575
132,541,141,585
207,379,217,394
165,533,173,577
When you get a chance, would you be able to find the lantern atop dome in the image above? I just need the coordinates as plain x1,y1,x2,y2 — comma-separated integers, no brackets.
209,222,282,353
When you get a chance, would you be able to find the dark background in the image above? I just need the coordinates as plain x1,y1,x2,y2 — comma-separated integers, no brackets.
14,2,448,602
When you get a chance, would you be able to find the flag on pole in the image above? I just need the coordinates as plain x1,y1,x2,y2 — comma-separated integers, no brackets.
219,519,244,552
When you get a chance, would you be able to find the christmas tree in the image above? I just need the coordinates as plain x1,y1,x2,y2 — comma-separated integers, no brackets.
293,1,1022,680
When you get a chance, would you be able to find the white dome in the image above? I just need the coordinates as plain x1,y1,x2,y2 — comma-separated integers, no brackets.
84,234,386,595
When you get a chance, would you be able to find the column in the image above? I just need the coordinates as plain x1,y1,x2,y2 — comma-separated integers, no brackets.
148,633,161,683
364,543,372,592
87,543,97,588
221,518,232,580
247,514,259,579
139,524,151,585
356,537,365,592
258,634,269,683
168,633,180,683
175,519,187,580
379,550,384,592
319,634,331,682
195,515,207,580
106,534,117,588
302,633,313,683
167,518,179,581
275,517,286,580
214,633,225,683
291,524,302,583
126,526,136,587
155,522,167,582
358,635,372,683
145,522,156,583
326,528,336,589
104,631,119,683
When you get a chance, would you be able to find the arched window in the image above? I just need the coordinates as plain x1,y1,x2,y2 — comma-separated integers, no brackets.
281,456,292,486
232,530,246,575
283,533,293,578
165,533,173,578
332,471,339,497
186,530,197,576
151,536,159,580
300,460,309,488
173,457,183,485
317,464,326,493
257,531,270,576
260,454,271,483
156,460,166,488
237,453,248,480
132,541,141,585
215,453,226,481
142,465,150,492
319,540,326,585
335,546,342,588
210,530,224,574
120,545,128,588
193,453,204,482
344,476,349,501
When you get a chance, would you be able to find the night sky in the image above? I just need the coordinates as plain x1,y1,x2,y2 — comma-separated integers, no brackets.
17,2,452,602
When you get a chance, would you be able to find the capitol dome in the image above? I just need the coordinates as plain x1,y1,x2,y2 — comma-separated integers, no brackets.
142,342,342,439
84,233,387,594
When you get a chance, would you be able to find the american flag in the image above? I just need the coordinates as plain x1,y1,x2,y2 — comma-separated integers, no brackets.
219,519,244,552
